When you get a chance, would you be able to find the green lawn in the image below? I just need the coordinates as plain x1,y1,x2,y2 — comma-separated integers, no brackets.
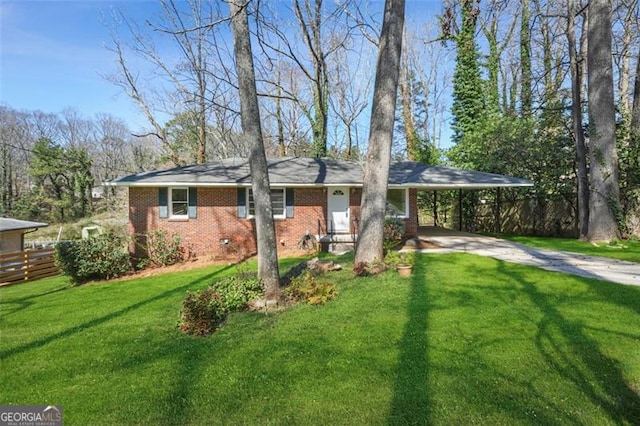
497,235,640,263
2,254,640,425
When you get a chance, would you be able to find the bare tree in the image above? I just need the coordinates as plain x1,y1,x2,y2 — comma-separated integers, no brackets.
107,0,236,165
355,0,405,268
256,0,351,158
587,0,621,241
328,36,372,159
228,0,280,299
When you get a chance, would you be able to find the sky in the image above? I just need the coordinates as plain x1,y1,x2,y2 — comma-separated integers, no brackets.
1,0,159,130
1,0,447,136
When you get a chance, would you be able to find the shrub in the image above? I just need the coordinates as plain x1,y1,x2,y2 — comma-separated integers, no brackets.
55,233,131,284
383,216,406,252
211,272,262,311
284,271,336,305
179,288,228,335
179,266,263,335
142,229,185,266
384,250,416,268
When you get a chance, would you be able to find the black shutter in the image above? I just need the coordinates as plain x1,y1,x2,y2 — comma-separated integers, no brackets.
237,188,247,218
286,188,294,218
188,187,197,219
159,188,168,218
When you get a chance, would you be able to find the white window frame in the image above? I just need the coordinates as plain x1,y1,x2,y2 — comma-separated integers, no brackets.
386,188,409,218
169,187,189,219
247,188,286,219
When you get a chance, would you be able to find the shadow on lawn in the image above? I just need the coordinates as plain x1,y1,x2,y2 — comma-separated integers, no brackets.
388,257,431,424
0,284,70,317
497,260,640,423
0,264,236,361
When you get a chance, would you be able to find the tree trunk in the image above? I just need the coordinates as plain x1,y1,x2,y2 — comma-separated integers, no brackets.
567,0,589,238
631,45,640,166
626,45,640,235
229,0,281,298
400,29,418,160
354,0,405,268
520,0,532,117
587,0,621,241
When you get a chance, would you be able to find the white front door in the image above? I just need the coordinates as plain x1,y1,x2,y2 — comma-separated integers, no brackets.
327,187,350,233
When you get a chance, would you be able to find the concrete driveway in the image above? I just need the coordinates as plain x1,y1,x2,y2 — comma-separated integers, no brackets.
417,227,640,287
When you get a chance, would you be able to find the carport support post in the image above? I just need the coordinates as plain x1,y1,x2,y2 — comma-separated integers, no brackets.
495,187,502,234
433,191,438,226
458,189,463,231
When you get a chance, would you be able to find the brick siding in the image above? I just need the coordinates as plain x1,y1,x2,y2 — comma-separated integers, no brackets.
128,186,418,260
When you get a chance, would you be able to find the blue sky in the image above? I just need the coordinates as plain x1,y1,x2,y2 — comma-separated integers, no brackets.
1,0,447,135
1,0,158,129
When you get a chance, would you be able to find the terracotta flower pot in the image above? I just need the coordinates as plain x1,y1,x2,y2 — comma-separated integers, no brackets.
397,264,413,277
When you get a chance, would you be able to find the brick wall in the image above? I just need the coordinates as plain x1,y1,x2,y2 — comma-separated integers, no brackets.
128,186,418,260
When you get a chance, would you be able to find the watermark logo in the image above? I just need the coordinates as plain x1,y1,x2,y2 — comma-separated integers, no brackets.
0,405,62,426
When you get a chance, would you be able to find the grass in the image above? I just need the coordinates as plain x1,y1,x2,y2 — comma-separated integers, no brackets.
2,253,640,424
497,235,640,263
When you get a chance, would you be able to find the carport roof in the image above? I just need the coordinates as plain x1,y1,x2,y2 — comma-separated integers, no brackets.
0,218,49,232
106,157,533,190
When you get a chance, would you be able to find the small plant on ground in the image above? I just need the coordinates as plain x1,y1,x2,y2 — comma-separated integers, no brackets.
142,229,186,267
284,271,336,305
178,288,228,335
383,216,406,252
211,271,262,311
55,233,131,284
179,264,263,335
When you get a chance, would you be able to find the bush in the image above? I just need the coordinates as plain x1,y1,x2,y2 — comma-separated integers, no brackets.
383,216,406,252
142,229,185,266
284,271,336,305
211,272,262,311
384,250,415,268
179,288,228,335
179,266,262,335
55,233,131,284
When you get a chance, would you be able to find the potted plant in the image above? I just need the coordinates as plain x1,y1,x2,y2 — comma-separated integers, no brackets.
396,251,415,277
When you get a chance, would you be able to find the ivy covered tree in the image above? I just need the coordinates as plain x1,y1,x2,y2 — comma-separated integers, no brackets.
443,0,485,148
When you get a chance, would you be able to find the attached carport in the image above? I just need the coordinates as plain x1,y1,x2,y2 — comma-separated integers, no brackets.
388,163,534,233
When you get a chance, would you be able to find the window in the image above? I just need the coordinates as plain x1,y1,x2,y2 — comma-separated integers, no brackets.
386,188,408,218
170,187,189,218
248,188,286,218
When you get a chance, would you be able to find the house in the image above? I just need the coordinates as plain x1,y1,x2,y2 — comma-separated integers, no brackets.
0,218,49,254
106,157,533,259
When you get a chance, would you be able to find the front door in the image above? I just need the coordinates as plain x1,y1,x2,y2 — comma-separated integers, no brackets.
327,187,350,233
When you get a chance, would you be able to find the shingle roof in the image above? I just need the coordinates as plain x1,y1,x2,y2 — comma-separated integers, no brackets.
0,218,49,232
106,157,533,190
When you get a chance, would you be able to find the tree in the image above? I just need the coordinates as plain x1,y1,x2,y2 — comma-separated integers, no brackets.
228,0,280,299
354,0,405,268
587,0,621,241
445,0,484,147
520,0,532,117
256,0,355,158
108,0,227,165
566,0,589,238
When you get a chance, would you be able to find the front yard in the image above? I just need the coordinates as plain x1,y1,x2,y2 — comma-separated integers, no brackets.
1,253,639,424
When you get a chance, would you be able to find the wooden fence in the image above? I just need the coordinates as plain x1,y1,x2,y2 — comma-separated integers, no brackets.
0,248,58,285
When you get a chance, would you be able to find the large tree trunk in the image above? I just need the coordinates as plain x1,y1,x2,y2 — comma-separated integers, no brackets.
632,45,640,161
567,0,589,238
400,28,418,161
586,0,621,241
627,45,640,235
354,0,405,268
229,0,280,298
520,0,532,118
